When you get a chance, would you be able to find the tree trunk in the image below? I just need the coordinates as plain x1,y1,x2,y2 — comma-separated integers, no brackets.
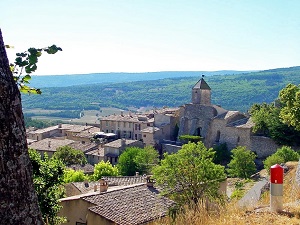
0,29,43,224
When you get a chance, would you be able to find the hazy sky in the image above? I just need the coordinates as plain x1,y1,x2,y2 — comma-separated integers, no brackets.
1,0,299,75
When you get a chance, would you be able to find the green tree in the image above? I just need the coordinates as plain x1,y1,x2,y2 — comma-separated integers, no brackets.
63,169,88,183
53,146,87,166
29,149,66,225
264,146,299,172
279,83,300,131
117,146,159,176
93,161,119,180
227,146,256,179
250,102,300,145
134,146,159,175
152,142,226,209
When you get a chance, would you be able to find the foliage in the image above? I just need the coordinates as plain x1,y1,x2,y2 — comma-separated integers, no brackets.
264,146,299,173
227,146,256,179
117,146,159,176
263,154,285,173
28,149,66,225
250,101,300,145
152,142,226,210
24,116,63,128
10,45,62,94
63,169,87,183
179,135,202,143
279,83,300,131
213,143,231,165
92,161,119,181
52,146,87,166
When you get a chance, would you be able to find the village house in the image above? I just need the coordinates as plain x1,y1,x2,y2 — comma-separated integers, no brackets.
60,179,175,225
28,138,75,157
99,112,154,141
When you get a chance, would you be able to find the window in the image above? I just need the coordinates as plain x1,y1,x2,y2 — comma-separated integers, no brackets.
111,130,114,133
124,122,126,128
118,121,120,127
237,136,240,142
106,121,109,126
143,134,146,138
216,131,220,142
147,123,150,126
129,123,131,128
138,124,141,130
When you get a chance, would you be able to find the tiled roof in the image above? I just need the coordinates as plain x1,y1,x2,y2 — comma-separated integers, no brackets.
85,147,105,157
192,78,211,90
28,138,75,151
141,127,160,133
227,117,254,128
74,127,100,138
101,114,151,123
102,176,145,186
70,181,98,194
84,184,174,225
68,141,98,153
215,111,239,120
104,139,140,148
68,164,95,173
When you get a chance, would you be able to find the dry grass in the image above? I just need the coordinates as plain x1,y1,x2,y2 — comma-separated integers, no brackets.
156,162,300,225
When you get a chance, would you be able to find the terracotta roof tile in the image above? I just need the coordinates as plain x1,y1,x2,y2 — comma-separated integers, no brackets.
83,184,174,225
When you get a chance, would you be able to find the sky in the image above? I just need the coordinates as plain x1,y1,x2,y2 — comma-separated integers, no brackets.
1,0,300,75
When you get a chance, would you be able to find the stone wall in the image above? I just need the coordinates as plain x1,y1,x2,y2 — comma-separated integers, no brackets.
162,143,182,154
178,104,217,139
250,136,279,158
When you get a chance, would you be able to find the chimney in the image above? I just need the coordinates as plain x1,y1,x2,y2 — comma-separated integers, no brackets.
121,111,124,116
121,138,126,149
135,172,139,177
84,180,89,188
99,179,108,192
58,124,62,128
145,175,155,187
94,184,98,192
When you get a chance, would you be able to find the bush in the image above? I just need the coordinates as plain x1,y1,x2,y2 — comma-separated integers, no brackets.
178,135,202,143
227,146,256,179
263,146,299,173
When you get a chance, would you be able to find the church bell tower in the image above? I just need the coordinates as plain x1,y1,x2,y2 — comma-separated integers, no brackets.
192,75,211,105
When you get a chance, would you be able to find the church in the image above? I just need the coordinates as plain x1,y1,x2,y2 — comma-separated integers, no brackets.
165,76,279,158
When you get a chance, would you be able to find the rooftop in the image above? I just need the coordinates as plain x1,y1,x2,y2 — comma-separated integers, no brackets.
28,138,75,151
83,184,175,225
104,139,141,148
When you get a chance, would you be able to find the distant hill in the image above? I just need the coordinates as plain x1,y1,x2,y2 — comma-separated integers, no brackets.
22,66,300,113
29,70,253,88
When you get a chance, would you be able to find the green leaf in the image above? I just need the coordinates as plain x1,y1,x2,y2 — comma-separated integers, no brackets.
22,75,32,83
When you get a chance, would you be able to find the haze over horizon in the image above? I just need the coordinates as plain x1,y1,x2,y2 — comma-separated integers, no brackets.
1,1,299,75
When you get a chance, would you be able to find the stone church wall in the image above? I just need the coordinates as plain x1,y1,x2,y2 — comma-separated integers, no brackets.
250,136,279,158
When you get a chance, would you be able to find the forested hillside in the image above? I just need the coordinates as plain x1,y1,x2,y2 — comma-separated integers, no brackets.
21,66,300,113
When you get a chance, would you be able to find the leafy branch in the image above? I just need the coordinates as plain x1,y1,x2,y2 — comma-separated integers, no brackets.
6,45,62,94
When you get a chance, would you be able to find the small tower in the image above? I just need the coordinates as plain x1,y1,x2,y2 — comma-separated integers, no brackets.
192,75,211,105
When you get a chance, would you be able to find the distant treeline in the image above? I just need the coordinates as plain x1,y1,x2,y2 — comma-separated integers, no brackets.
24,110,82,119
21,66,300,112
24,117,63,128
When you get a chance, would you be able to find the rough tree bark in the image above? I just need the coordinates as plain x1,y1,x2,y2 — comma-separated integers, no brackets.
0,29,43,224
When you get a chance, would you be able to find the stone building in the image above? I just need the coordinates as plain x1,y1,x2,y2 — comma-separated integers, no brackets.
99,112,154,140
170,76,279,158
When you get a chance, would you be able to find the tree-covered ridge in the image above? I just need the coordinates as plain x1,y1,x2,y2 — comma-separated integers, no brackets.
21,66,300,112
